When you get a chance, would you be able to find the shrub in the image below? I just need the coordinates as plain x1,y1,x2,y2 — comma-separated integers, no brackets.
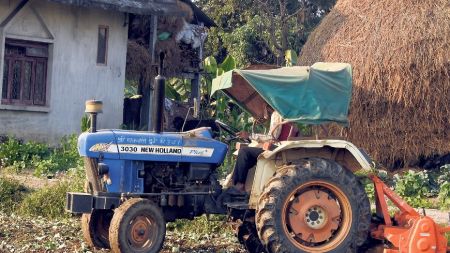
0,137,49,171
19,165,85,218
437,165,450,210
394,170,433,208
438,181,450,209
65,166,86,193
357,169,390,203
426,164,450,195
167,215,231,241
0,177,28,214
32,135,82,177
0,135,81,176
436,164,450,185
80,114,91,132
360,177,375,202
19,181,71,218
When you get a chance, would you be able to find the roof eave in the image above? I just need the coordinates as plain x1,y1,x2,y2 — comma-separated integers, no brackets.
48,0,186,16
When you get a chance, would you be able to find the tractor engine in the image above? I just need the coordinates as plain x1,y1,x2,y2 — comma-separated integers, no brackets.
141,161,223,220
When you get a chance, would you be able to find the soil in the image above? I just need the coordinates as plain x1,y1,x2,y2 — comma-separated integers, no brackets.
0,212,245,253
0,171,60,190
0,171,245,253
0,172,448,252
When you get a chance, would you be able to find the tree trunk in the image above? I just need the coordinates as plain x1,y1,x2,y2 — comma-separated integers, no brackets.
279,0,289,65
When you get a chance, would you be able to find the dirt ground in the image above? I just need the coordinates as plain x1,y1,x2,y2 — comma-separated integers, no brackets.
0,172,448,253
0,171,245,253
0,211,245,253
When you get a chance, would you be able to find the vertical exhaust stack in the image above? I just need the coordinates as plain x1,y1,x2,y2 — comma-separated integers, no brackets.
150,52,166,133
85,100,103,133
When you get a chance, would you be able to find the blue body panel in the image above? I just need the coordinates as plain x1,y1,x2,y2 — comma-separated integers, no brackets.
78,128,228,194
79,128,227,165
103,159,144,193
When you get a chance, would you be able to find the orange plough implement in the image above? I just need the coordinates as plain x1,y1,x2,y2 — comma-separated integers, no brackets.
370,175,450,253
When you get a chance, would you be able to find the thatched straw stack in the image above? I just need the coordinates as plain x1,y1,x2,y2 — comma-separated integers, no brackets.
299,0,450,169
127,15,192,80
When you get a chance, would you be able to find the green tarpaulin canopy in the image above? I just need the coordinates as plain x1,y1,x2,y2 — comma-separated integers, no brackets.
211,62,352,125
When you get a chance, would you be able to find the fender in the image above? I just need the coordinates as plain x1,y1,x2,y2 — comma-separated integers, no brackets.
248,139,373,208
263,139,372,171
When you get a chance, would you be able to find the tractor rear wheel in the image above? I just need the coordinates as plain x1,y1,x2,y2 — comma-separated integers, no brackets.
109,198,166,253
256,158,371,253
81,209,113,249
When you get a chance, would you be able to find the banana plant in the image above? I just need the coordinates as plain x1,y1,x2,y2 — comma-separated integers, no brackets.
203,55,237,96
166,78,191,102
217,55,236,76
285,49,298,67
203,56,218,96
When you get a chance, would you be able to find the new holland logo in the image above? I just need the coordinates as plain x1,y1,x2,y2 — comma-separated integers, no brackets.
89,143,213,157
137,146,182,154
89,143,112,152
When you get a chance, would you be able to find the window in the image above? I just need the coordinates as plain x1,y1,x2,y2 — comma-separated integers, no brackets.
2,39,48,106
97,26,109,65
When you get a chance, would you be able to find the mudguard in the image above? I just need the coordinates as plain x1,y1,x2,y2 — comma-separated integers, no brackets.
263,139,372,170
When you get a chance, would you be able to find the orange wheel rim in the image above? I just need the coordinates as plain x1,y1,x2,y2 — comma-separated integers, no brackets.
281,180,352,252
128,215,157,250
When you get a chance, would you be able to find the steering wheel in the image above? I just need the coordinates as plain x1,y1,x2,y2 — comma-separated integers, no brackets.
215,120,251,143
215,120,239,136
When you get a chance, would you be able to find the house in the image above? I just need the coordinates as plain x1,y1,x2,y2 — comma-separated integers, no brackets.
0,0,208,144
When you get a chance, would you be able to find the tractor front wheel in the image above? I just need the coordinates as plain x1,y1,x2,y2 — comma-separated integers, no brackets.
81,209,113,249
256,158,371,253
109,198,166,253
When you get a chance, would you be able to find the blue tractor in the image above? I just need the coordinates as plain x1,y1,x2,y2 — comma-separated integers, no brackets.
67,61,375,253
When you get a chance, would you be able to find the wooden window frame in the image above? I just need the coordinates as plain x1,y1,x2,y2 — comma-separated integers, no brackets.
2,39,48,106
97,25,109,66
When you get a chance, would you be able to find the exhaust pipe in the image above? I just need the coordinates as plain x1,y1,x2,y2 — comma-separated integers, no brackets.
85,100,103,133
150,52,166,133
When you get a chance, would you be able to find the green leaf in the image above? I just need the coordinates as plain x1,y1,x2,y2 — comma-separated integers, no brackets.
204,56,218,76
217,67,224,77
165,84,181,100
285,50,298,67
168,78,191,101
219,55,236,72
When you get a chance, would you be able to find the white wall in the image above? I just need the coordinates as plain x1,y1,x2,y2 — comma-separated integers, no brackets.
0,0,128,144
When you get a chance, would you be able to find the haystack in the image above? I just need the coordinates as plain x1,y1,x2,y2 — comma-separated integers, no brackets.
127,15,195,81
298,0,450,169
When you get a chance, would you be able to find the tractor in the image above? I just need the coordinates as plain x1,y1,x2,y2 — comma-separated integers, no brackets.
66,60,450,253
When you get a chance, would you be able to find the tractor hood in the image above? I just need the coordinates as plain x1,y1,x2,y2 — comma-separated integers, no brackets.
211,62,353,125
78,128,228,165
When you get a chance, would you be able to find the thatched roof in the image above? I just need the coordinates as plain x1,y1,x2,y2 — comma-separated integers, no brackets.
48,0,183,15
47,0,215,26
298,0,450,169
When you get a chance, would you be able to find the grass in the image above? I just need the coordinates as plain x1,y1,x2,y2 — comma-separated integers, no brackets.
0,135,82,177
0,166,85,219
0,176,29,214
19,181,72,218
167,215,231,238
166,215,238,252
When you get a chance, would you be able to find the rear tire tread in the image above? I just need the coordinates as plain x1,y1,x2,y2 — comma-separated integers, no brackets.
255,158,371,253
